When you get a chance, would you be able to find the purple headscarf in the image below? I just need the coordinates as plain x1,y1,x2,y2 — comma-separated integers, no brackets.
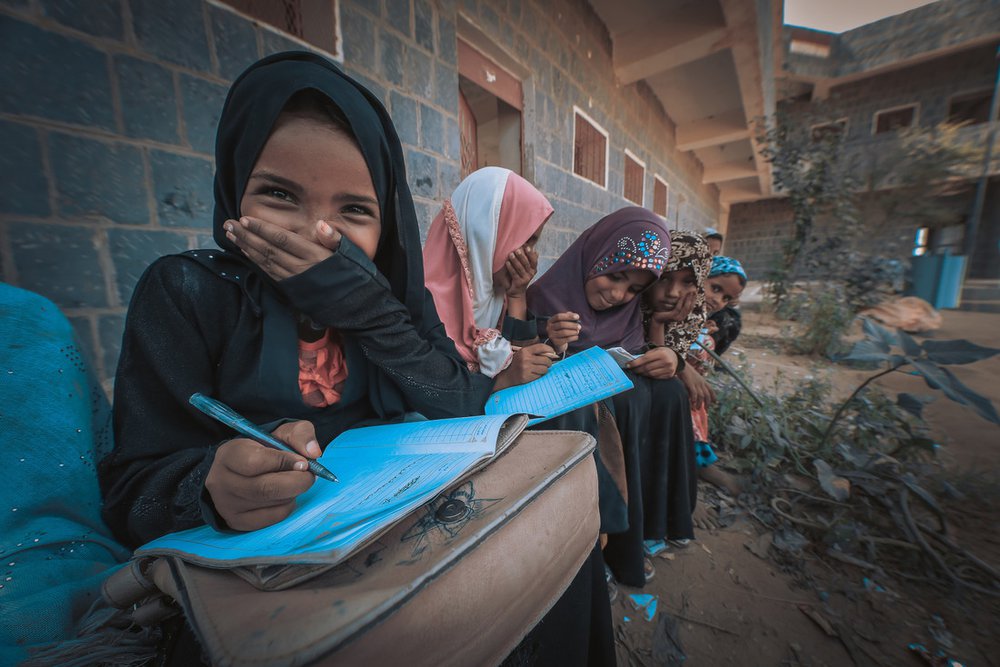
527,207,671,352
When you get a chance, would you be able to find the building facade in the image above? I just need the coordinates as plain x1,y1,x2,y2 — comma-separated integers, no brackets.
1,0,733,386
725,0,1000,296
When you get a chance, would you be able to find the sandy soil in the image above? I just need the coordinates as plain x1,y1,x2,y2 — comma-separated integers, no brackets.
613,309,1000,667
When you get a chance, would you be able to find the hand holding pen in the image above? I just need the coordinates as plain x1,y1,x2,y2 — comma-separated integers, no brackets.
191,393,338,532
544,312,582,354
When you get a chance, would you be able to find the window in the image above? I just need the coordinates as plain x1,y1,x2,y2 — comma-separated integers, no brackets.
653,176,669,218
458,39,523,176
623,150,645,205
789,39,831,58
810,118,848,142
215,0,340,56
873,105,917,134
948,90,994,125
913,226,929,256
573,108,608,188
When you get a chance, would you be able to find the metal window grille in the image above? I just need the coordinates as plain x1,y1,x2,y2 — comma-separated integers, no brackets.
653,179,668,218
874,106,915,134
574,113,606,187
623,154,644,205
948,91,994,125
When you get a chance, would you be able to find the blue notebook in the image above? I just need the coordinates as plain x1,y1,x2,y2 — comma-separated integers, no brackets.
137,347,632,566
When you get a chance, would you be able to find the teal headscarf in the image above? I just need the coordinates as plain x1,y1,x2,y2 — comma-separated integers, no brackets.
709,255,747,282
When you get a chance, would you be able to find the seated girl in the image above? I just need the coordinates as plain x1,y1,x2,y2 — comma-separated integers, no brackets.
527,208,697,587
691,256,748,496
99,52,611,665
423,166,581,389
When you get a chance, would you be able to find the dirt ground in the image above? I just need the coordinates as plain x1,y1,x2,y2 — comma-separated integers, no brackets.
613,309,1000,667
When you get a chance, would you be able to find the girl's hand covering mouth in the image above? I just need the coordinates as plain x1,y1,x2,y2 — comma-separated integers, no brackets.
225,216,335,281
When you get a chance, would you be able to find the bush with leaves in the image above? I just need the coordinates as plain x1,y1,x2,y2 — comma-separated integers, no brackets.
706,321,1000,597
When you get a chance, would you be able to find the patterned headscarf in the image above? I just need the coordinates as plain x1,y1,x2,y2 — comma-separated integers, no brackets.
527,207,670,352
709,255,748,282
642,230,713,355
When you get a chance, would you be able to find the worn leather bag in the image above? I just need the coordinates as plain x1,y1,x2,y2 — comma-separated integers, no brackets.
100,430,598,667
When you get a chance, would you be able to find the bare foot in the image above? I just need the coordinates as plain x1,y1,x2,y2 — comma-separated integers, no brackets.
692,503,718,531
699,466,742,496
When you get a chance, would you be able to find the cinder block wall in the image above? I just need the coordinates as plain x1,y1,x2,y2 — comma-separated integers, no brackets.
0,0,718,386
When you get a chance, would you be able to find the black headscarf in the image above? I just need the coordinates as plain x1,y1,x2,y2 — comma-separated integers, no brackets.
211,51,425,325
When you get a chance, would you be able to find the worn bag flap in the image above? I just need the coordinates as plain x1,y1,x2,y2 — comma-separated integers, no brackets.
154,430,598,667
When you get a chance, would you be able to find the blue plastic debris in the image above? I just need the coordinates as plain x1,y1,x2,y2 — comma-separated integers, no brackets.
907,642,964,667
623,616,631,623
628,593,658,621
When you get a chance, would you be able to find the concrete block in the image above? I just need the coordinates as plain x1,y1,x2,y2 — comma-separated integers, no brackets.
0,120,50,217
209,5,260,82
39,0,124,40
384,0,412,37
443,116,460,160
405,42,433,98
406,149,437,197
196,233,217,249
433,61,458,112
180,74,228,154
50,133,149,225
261,29,308,59
130,0,211,70
116,56,179,144
341,3,377,69
380,30,406,86
108,228,190,304
413,0,434,52
98,314,125,379
437,17,456,64
9,222,106,308
420,103,444,151
0,16,115,131
438,159,459,198
390,91,420,145
346,70,388,107
149,150,214,228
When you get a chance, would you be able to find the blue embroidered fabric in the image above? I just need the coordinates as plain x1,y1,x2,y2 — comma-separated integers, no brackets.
0,283,129,664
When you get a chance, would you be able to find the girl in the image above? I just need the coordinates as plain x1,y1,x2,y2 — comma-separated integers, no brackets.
687,256,748,498
423,166,581,388
528,208,697,588
99,52,498,546
99,52,612,665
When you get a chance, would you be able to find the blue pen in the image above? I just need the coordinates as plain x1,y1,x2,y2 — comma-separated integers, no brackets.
189,393,339,483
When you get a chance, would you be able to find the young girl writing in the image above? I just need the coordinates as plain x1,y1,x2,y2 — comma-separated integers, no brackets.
422,166,581,388
98,52,612,665
99,52,496,546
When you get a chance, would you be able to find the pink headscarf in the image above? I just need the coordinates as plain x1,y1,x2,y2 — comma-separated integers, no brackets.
424,167,554,376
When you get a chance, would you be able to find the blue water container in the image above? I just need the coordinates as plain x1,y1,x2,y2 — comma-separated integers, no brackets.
908,254,967,309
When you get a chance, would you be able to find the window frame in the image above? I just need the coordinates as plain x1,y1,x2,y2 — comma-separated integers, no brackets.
871,103,919,135
652,174,669,219
946,88,995,125
623,148,646,206
809,117,849,142
571,106,610,189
